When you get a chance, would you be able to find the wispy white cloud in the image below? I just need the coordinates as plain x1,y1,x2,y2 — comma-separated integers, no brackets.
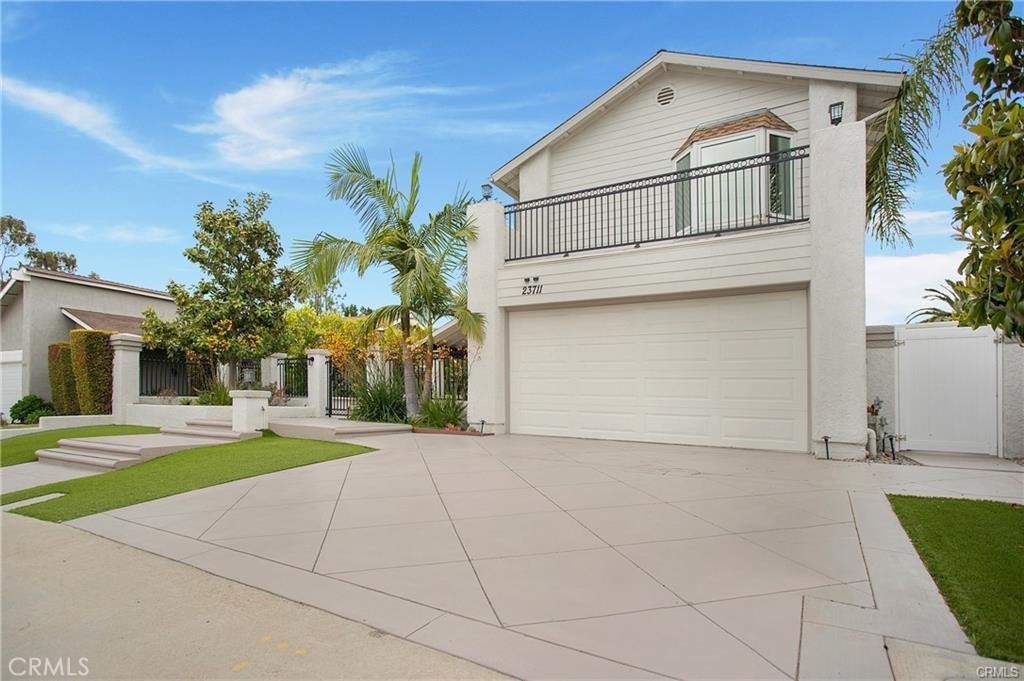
865,249,965,325
183,53,532,169
49,223,177,244
904,209,955,238
2,76,192,171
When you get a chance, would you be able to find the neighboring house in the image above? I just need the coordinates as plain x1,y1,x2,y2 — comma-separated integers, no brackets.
467,50,904,459
0,266,176,414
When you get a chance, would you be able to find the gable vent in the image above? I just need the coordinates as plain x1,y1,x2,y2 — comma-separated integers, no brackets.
656,86,675,106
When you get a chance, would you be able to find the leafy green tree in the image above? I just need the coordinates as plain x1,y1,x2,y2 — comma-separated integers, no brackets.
25,247,78,274
143,192,297,386
1,215,36,280
293,146,484,417
944,0,1024,342
340,303,373,317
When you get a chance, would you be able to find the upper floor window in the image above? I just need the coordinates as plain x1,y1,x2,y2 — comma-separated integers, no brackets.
672,110,796,234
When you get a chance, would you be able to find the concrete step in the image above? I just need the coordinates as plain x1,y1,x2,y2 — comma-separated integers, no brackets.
35,432,257,471
58,437,145,457
184,418,233,430
333,423,413,437
36,447,137,470
160,425,260,441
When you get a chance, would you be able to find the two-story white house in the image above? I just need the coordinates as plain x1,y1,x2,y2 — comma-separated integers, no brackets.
467,51,904,459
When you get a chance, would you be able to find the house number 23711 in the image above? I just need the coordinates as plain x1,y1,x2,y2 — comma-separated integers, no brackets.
521,284,544,295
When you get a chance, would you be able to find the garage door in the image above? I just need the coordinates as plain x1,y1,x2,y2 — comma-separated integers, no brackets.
508,290,808,451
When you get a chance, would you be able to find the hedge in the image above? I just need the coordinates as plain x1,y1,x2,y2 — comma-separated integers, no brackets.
47,343,79,415
70,330,114,415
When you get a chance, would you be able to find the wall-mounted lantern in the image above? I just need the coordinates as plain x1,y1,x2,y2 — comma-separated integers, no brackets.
481,183,493,200
829,101,844,126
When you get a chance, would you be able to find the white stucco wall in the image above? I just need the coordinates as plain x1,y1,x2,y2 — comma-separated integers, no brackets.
1001,339,1024,458
807,117,867,459
466,201,509,433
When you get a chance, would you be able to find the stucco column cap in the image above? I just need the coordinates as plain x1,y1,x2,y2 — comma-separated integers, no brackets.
305,348,330,357
228,390,272,398
109,333,144,350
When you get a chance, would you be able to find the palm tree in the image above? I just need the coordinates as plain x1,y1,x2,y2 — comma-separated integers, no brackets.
865,11,977,247
907,278,968,323
292,145,483,418
415,280,485,403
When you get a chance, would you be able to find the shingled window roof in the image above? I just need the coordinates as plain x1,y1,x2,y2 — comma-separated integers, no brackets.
672,109,797,160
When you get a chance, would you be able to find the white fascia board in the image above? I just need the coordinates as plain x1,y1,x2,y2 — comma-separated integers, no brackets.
60,308,94,330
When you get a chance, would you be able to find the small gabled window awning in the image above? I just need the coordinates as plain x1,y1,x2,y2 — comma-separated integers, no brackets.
61,307,146,335
672,109,797,159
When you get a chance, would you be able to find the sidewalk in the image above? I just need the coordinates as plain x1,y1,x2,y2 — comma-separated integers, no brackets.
1,513,507,680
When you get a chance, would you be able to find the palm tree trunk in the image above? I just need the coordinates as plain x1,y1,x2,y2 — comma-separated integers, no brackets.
400,310,421,418
420,331,434,404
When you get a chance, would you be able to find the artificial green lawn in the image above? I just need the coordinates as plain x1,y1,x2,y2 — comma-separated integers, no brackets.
889,495,1024,663
1,431,371,523
1,425,160,467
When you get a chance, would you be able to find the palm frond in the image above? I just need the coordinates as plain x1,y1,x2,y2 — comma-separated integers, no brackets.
866,14,975,247
906,278,967,323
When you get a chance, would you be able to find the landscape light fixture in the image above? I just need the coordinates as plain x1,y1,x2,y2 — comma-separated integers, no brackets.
829,101,844,126
481,183,493,200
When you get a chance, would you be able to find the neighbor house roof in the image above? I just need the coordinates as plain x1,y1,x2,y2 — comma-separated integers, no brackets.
491,50,904,194
670,109,797,159
61,307,147,335
0,266,173,303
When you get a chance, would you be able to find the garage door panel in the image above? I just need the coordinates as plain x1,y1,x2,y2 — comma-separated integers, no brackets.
509,290,809,452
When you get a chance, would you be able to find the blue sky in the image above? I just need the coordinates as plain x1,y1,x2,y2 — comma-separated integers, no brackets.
3,2,969,323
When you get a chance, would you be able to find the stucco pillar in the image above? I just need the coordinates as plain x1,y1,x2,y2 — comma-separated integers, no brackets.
109,333,143,424
809,120,868,459
306,349,330,417
467,200,508,434
229,390,270,431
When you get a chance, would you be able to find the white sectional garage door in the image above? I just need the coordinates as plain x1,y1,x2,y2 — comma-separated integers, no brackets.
508,290,808,451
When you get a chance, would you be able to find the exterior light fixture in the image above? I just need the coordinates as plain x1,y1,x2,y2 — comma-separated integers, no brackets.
375,326,386,337
829,101,844,126
242,367,256,384
481,183,493,200
524,277,531,283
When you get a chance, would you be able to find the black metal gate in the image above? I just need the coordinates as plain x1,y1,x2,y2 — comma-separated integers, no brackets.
325,358,364,417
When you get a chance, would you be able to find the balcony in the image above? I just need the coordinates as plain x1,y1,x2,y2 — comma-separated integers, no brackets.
504,145,809,261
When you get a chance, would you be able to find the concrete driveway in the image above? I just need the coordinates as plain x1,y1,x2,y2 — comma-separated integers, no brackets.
59,433,1022,680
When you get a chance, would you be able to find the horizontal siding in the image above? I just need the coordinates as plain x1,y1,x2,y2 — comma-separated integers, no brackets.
497,224,811,308
544,70,809,197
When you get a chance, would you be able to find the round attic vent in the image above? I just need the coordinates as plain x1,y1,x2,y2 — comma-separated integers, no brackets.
656,86,675,106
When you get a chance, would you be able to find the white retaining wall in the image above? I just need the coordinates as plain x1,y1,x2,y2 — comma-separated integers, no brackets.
124,404,316,428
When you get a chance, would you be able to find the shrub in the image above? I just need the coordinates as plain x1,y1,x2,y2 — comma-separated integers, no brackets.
415,394,467,430
70,330,113,415
349,377,406,424
196,380,232,406
47,343,79,415
9,395,55,424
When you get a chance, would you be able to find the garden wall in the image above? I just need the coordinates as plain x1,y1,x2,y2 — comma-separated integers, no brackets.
124,404,316,428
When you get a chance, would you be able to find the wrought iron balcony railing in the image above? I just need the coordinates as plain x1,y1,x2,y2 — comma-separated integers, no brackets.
504,145,809,261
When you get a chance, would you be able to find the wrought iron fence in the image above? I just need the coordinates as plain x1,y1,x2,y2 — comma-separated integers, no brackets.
388,351,468,400
504,145,809,261
139,353,216,397
326,357,365,417
277,357,309,398
238,359,262,385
